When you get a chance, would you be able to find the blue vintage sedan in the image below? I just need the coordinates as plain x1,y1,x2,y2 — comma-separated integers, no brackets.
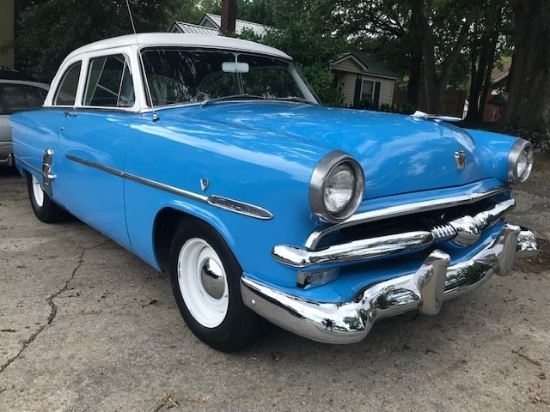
10,33,539,351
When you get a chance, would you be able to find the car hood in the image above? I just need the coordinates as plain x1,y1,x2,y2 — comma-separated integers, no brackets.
174,102,492,200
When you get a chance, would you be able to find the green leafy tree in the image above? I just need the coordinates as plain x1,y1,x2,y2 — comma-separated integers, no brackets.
237,0,276,26
331,0,423,107
410,0,482,114
500,0,550,151
237,0,347,106
16,0,180,81
465,0,513,121
167,0,218,24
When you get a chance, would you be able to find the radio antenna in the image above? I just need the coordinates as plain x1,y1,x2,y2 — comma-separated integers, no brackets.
125,0,137,34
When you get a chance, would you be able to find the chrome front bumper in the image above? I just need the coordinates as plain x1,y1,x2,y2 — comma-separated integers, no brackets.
241,224,539,344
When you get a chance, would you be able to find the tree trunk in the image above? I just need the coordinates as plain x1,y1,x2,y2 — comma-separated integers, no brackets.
412,0,473,114
478,32,498,120
406,56,422,108
466,30,499,122
466,29,481,120
406,4,423,107
499,0,550,151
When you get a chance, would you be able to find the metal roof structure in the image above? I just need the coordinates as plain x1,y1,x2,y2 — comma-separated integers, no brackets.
171,21,220,36
199,13,269,37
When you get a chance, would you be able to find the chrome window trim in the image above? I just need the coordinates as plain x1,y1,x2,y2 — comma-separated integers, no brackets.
305,187,510,249
65,155,272,220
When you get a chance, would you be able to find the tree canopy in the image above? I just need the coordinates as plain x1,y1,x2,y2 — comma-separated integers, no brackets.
15,0,181,80
12,0,550,150
500,0,550,150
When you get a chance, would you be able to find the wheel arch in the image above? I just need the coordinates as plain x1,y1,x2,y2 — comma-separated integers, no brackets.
153,206,235,272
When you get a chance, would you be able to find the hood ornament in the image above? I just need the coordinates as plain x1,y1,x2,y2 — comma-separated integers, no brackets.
411,111,462,122
455,150,466,171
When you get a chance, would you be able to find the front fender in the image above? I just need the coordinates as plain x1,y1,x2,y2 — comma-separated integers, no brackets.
123,113,334,285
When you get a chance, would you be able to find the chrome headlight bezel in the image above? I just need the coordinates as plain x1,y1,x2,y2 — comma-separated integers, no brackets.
507,139,534,183
310,151,365,223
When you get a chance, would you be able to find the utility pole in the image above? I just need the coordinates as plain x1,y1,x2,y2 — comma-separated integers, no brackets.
221,0,238,33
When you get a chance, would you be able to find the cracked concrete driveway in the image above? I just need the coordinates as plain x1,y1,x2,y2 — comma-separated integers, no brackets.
1,158,549,411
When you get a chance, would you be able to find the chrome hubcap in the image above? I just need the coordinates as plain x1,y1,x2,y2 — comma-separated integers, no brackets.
177,238,229,328
200,258,225,299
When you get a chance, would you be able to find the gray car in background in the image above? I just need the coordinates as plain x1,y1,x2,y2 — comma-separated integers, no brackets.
1,78,49,166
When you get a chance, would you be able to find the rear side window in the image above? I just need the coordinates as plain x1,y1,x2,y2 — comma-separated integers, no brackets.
83,54,135,108
54,62,82,106
0,83,47,115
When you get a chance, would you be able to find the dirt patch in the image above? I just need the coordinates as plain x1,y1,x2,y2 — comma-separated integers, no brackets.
513,152,550,273
521,152,550,197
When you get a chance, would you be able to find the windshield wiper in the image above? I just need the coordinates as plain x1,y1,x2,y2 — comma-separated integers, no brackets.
272,96,319,105
201,94,266,107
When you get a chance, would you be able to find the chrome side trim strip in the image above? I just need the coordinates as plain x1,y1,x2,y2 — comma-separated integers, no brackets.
66,155,272,220
66,155,124,177
207,195,273,220
13,156,42,175
243,225,534,344
124,171,208,202
274,198,516,269
306,187,509,248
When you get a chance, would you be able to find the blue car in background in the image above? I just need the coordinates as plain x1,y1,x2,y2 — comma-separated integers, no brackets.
10,33,539,352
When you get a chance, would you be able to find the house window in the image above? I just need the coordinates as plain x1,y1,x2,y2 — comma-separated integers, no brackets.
360,79,374,102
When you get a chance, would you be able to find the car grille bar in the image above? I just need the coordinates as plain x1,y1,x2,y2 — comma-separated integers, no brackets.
272,197,516,269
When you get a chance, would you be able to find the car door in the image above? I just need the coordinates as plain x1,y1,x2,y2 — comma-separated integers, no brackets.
53,53,136,248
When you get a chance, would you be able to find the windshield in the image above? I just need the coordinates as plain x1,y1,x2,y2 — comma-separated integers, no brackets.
140,47,319,107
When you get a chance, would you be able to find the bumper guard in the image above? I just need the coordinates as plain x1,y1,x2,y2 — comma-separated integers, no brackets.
241,224,539,344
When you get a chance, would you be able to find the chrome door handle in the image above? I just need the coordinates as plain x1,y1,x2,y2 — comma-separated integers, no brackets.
64,111,78,118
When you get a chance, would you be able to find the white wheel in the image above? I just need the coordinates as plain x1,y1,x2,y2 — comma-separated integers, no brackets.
26,172,68,223
177,238,229,328
169,219,259,352
31,174,44,207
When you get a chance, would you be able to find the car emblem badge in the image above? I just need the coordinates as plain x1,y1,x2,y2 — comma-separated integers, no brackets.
455,150,466,171
200,178,210,192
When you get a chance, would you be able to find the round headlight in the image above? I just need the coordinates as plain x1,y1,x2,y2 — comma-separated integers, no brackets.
507,139,534,183
310,151,364,223
324,163,355,214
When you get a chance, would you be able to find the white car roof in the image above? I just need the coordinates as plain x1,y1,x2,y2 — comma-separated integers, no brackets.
66,32,291,60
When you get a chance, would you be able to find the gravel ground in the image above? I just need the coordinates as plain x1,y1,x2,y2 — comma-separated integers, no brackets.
0,156,548,412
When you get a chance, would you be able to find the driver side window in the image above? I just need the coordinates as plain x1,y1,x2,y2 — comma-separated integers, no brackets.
83,54,135,108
